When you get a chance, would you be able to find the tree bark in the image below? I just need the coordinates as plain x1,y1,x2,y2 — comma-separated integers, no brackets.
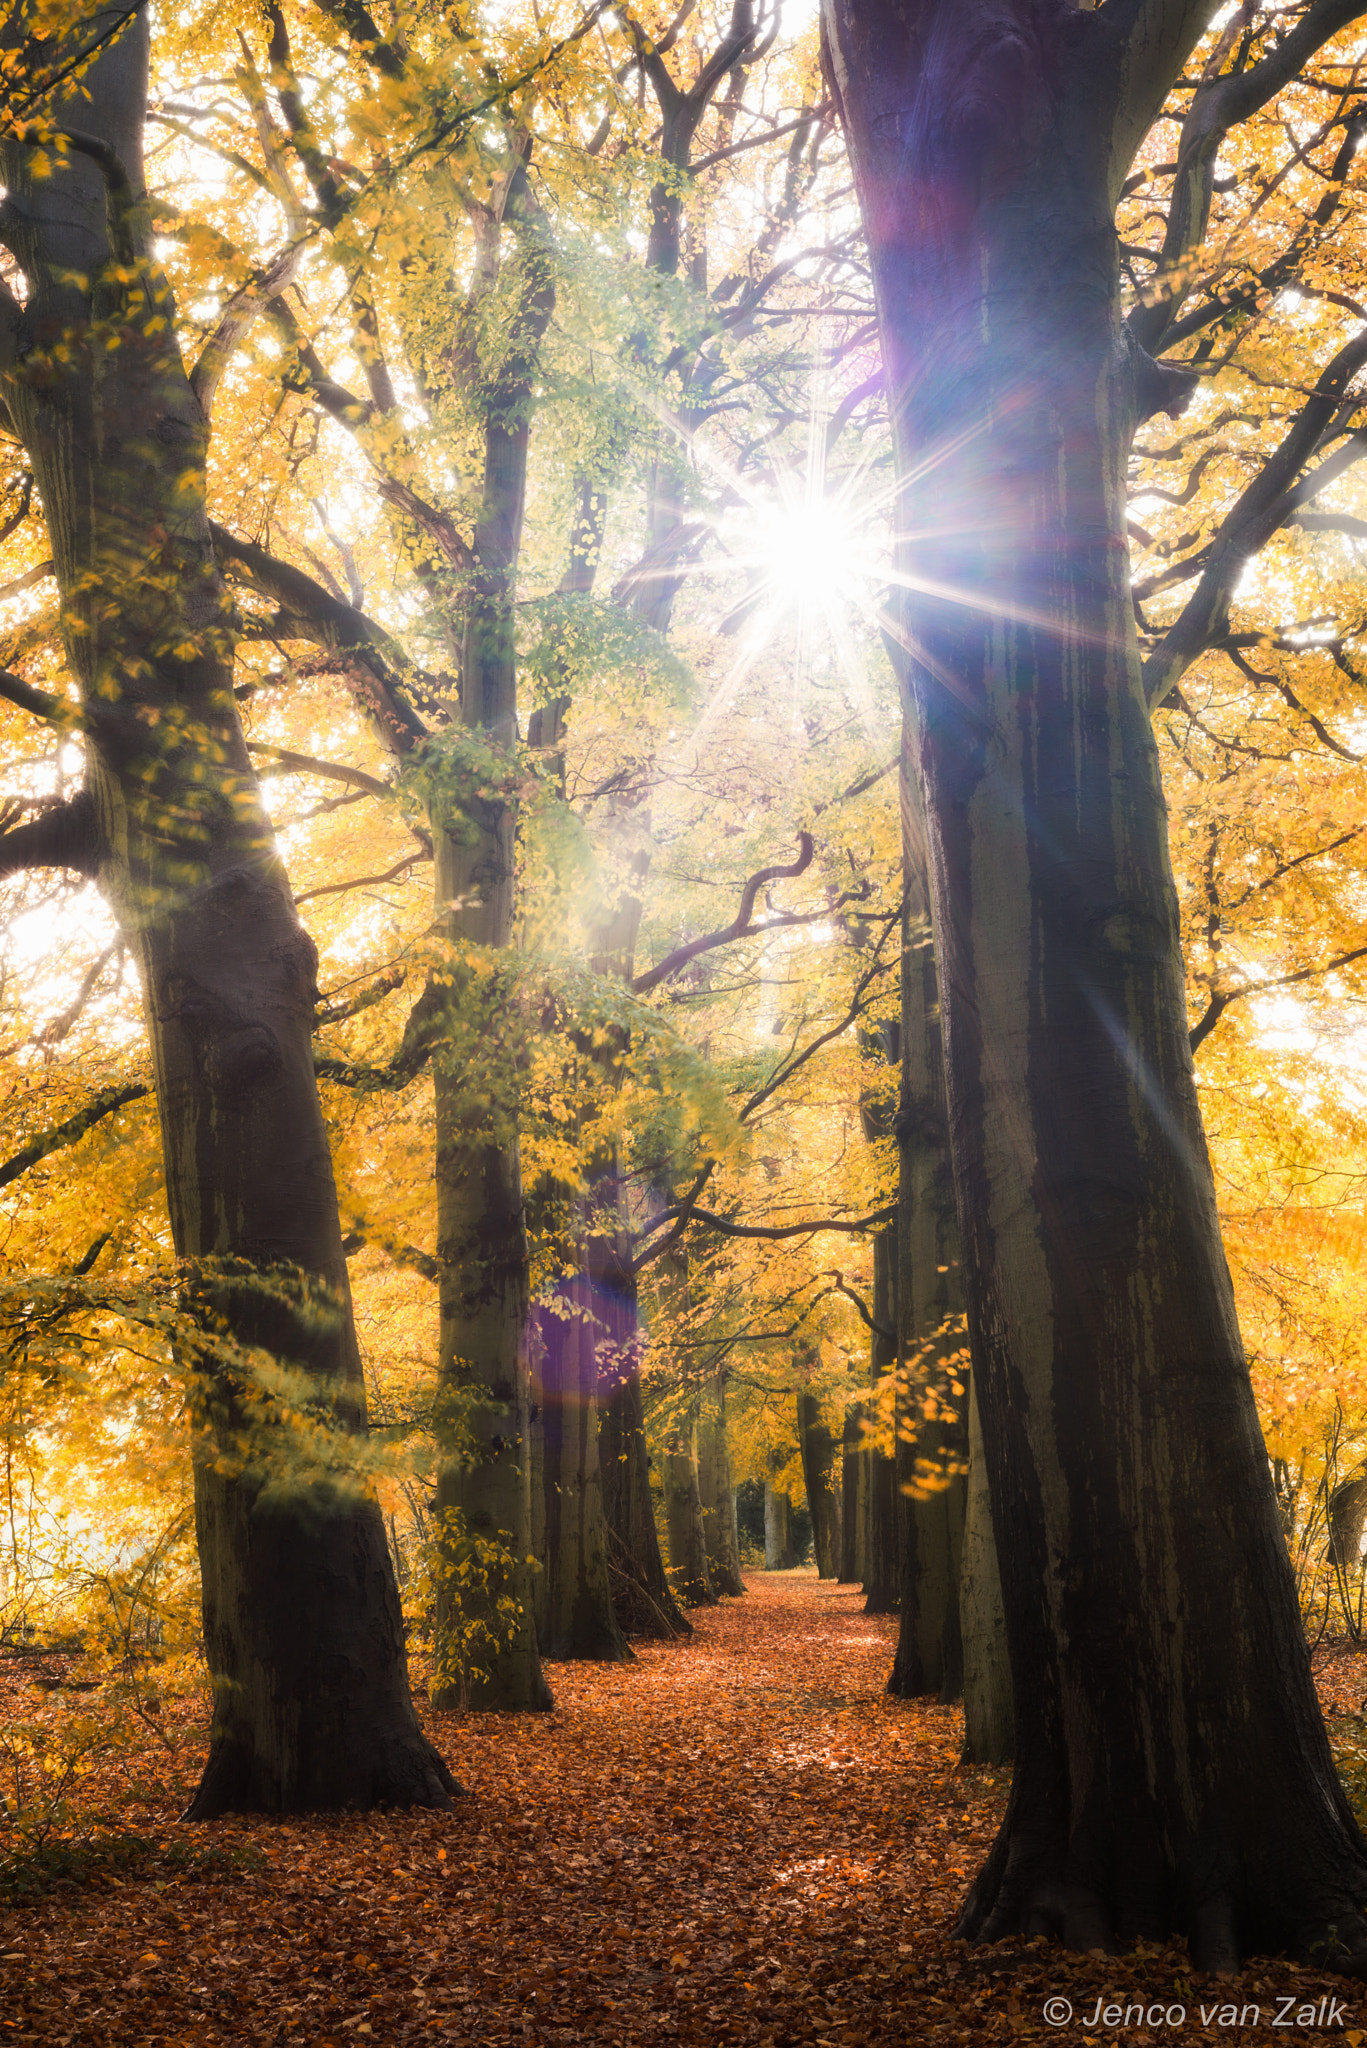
825,0,1367,1966
698,1373,746,1597
961,1377,1014,1765
797,1389,841,1580
533,1280,631,1661
838,1400,867,1584
764,1473,797,1571
890,741,968,1700
591,1179,690,1637
0,13,451,1814
431,178,554,1714
664,1397,717,1607
862,1230,900,1615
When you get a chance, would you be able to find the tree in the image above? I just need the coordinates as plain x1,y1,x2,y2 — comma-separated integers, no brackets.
796,1382,841,1580
763,1458,797,1570
664,1387,718,1605
0,8,451,1815
822,0,1367,1966
699,1372,746,1595
887,758,967,1705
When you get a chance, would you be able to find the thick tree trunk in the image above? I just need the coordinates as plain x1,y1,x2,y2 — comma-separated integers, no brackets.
838,1400,867,1584
534,1280,631,1661
594,1227,690,1638
528,1363,548,1649
961,1379,1014,1765
664,1399,717,1607
431,799,547,1709
890,1478,964,1700
826,0,1367,1965
862,1231,900,1615
890,748,968,1700
0,19,450,1810
0,17,452,1815
698,1374,746,1597
432,216,554,1713
764,1477,797,1571
797,1390,841,1580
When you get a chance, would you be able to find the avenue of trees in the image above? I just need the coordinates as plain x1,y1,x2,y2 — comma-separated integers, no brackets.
3,0,1367,1975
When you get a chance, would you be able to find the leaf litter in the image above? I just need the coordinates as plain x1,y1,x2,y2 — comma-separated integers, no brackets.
1,1572,1364,2044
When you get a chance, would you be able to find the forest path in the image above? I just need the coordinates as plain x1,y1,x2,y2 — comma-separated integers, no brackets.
5,1573,1362,2044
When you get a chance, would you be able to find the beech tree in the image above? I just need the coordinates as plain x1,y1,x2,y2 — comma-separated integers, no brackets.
0,8,451,1814
823,0,1367,1966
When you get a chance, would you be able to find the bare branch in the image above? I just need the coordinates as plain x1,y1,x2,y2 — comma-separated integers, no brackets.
295,853,427,906
1099,0,1223,192
246,744,391,799
632,832,815,993
642,1201,897,1245
826,1270,895,1342
48,129,141,268
1191,941,1367,1053
308,0,405,74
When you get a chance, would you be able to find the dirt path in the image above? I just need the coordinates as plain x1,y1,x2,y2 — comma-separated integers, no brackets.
2,1573,1362,2044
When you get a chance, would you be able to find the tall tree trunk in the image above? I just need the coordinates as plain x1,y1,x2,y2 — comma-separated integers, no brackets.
534,1281,631,1661
527,1360,548,1649
826,0,1367,1964
862,1231,900,1614
698,1374,746,1597
961,1378,1014,1765
664,1397,717,1607
532,476,667,1653
432,183,554,1713
839,1400,867,1584
890,742,968,1699
764,1465,797,1571
0,15,452,1815
797,1390,841,1580
593,1202,688,1638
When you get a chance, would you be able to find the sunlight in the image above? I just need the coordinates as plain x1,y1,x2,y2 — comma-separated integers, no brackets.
747,495,866,621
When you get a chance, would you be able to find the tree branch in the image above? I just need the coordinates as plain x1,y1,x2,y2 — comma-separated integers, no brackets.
308,0,406,76
1190,941,1367,1053
0,793,99,880
0,1080,150,1190
0,666,70,726
632,832,815,993
1129,6,1367,349
1143,326,1367,709
190,240,304,421
246,744,391,798
212,523,430,758
0,560,53,604
826,1270,895,1342
47,129,141,268
295,853,427,906
340,1228,438,1283
1101,0,1226,193
268,297,475,573
638,1201,897,1248
314,982,447,1094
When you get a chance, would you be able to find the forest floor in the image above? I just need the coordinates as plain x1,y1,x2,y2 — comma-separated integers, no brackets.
2,1571,1367,2046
